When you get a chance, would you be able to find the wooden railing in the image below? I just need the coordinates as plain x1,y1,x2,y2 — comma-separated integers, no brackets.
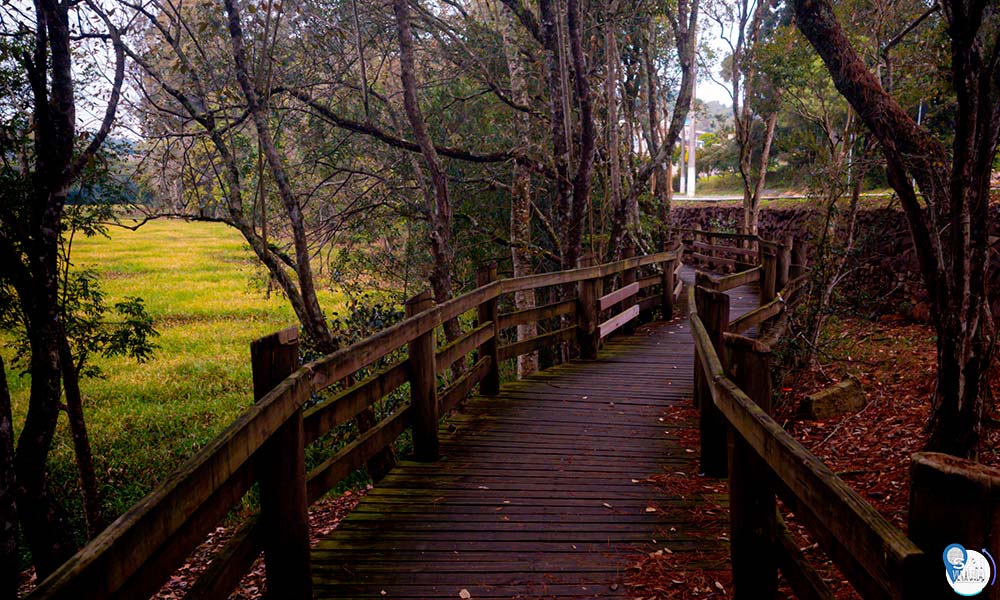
687,235,999,599
26,245,684,600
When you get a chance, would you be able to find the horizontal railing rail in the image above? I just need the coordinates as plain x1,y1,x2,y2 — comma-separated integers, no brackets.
686,232,978,600
27,245,685,600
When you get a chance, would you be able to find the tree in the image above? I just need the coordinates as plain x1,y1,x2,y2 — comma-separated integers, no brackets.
794,0,1000,458
707,0,780,235
0,0,127,578
392,0,459,342
614,0,699,253
0,355,16,599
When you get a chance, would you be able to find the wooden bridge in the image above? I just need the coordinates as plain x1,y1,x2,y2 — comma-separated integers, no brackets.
307,263,757,599
26,231,996,600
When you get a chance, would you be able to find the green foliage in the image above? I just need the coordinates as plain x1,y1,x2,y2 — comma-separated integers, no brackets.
3,220,347,538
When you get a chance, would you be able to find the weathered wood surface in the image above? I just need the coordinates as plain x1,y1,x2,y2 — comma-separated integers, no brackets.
688,275,928,600
597,304,640,339
310,267,760,599
597,281,640,311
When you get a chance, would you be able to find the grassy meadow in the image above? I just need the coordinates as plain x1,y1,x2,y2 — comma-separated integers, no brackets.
3,219,345,538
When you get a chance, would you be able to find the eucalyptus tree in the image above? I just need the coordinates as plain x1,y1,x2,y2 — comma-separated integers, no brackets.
613,0,699,254
794,0,1000,458
706,0,780,235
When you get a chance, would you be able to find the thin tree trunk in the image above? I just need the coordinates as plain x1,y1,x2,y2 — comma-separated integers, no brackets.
539,0,572,268
0,356,18,599
500,9,538,376
392,0,467,382
16,315,75,578
224,0,395,477
58,340,104,538
565,0,595,270
223,0,333,350
744,111,778,236
613,0,698,256
605,2,624,243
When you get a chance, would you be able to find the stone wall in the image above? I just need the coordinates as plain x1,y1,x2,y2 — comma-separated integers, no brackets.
670,204,1000,321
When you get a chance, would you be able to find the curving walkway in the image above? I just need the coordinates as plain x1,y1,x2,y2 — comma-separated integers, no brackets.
311,269,759,599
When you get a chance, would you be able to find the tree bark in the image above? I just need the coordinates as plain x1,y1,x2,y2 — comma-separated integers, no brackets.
605,2,625,246
642,35,672,245
564,0,594,270
793,0,1000,458
0,356,18,600
59,340,104,538
8,0,100,576
539,0,573,267
742,111,778,236
16,313,75,577
392,0,462,348
392,0,454,300
223,0,334,351
500,8,538,376
728,0,774,236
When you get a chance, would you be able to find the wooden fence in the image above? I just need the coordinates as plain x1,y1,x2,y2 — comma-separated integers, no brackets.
25,244,685,600
687,238,1000,599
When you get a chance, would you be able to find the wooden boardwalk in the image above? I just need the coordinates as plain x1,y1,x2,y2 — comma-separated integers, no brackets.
312,270,760,599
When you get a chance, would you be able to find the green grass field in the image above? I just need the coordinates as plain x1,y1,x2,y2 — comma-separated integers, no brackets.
3,219,344,537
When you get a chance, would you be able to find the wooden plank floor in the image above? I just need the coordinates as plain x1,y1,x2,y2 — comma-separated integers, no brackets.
312,268,759,599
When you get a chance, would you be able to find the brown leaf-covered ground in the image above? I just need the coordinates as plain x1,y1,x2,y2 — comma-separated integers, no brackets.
629,314,1000,599
153,489,364,600
19,489,363,599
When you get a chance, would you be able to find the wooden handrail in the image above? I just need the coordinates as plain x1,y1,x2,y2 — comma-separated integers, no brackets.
499,250,676,293
688,243,939,599
27,366,314,600
671,226,760,242
697,266,761,292
27,247,683,600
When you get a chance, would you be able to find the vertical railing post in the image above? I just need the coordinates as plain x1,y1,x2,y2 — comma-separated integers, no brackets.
726,336,778,598
908,453,1000,599
251,327,312,600
760,244,778,305
622,243,637,335
661,245,678,321
476,263,501,396
577,253,599,360
790,238,808,281
405,290,439,461
777,234,793,291
695,285,729,477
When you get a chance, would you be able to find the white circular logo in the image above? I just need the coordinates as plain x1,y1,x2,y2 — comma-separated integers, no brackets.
944,543,994,597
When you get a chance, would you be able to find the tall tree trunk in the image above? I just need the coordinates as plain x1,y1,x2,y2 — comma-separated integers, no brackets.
58,340,104,537
730,0,773,236
742,111,778,236
539,0,573,267
14,0,82,576
605,2,625,247
0,356,18,599
642,38,672,244
793,0,999,458
16,313,75,578
392,0,459,333
223,0,333,351
500,9,538,376
565,0,595,269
